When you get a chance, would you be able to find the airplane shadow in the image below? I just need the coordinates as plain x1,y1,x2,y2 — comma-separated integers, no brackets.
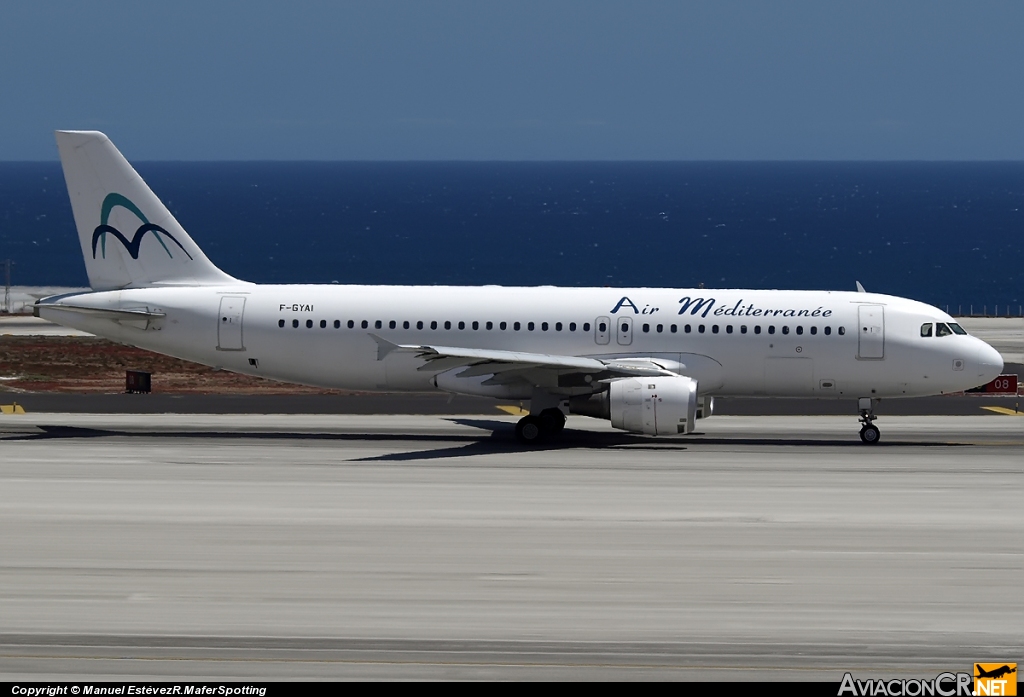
0,422,960,463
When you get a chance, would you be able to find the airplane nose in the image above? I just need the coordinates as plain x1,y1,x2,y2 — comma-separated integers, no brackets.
974,339,1004,383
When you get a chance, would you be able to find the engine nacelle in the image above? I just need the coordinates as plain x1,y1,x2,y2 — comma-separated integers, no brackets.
571,376,699,436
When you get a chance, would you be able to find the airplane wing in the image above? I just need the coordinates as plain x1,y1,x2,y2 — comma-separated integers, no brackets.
368,334,677,388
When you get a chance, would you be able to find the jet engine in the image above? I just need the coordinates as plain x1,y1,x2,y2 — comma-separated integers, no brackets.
570,375,699,436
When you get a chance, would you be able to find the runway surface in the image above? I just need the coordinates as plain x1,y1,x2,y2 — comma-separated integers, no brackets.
4,390,1023,415
1,413,1021,680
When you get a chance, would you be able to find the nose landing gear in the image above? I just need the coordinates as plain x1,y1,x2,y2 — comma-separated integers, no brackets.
858,397,880,444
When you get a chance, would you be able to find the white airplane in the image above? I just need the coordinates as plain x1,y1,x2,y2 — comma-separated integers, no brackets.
36,131,1004,444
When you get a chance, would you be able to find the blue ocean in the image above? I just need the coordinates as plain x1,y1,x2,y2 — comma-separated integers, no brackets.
1,162,1022,313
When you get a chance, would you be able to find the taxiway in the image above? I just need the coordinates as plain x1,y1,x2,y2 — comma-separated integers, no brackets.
0,413,1021,680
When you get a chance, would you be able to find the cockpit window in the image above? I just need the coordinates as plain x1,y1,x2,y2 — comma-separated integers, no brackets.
949,323,967,335
935,322,953,337
920,323,933,337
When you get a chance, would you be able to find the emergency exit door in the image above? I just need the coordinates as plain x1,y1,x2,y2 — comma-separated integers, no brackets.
616,316,633,345
217,296,246,351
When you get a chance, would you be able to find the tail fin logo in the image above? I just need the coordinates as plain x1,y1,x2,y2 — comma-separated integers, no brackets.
91,193,193,261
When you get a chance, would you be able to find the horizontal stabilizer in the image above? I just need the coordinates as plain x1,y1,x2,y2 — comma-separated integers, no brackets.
34,302,165,321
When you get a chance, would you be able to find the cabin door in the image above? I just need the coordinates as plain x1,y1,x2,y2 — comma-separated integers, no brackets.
857,305,884,359
595,316,611,345
217,296,246,351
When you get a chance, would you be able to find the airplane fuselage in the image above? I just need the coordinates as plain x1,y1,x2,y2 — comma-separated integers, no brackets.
39,284,1001,400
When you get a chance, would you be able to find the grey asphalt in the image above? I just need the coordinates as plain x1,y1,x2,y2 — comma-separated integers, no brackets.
2,387,1023,415
0,413,1021,680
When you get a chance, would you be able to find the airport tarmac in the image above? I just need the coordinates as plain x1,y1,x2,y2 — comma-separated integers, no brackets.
0,413,1021,680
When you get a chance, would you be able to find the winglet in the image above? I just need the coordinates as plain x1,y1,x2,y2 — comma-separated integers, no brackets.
855,281,867,293
368,333,401,361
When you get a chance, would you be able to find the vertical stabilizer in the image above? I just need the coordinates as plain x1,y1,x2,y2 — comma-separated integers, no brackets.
55,130,237,290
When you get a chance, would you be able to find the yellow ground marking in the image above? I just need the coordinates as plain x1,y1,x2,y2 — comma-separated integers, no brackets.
981,406,1024,416
496,405,529,416
0,403,26,415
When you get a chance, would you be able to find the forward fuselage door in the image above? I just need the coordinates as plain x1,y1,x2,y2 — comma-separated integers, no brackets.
217,296,246,351
616,316,633,345
857,305,884,359
595,316,611,345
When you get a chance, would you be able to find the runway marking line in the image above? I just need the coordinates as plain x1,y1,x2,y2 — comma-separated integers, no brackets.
981,406,1024,416
0,403,26,414
496,405,529,416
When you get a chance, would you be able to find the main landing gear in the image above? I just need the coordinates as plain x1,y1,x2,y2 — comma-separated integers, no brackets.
515,408,566,445
858,397,880,444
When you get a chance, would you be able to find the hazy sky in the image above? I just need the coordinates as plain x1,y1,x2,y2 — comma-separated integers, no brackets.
2,1,1023,160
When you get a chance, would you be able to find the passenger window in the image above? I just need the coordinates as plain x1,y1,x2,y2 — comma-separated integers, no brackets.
555,322,562,331
699,325,706,334
621,322,629,333
685,324,692,333
936,322,953,337
782,326,789,335
642,323,650,333
486,321,493,330
307,319,314,329
500,321,507,330
754,325,761,334
712,325,719,334
796,326,803,335
824,326,831,335
950,323,967,335
670,324,677,333
348,320,355,329
528,322,535,331
278,319,285,328
458,321,465,330
768,326,775,335
542,322,548,331
514,322,521,331
569,322,576,331
472,321,479,330
372,320,380,329
335,320,341,329
838,327,846,335
403,321,409,329
430,321,437,330
417,321,423,329
657,324,663,333
810,326,817,335
920,323,933,337
389,320,396,329
583,322,591,331
598,322,606,332
726,325,733,334
740,325,747,334
293,319,299,328
445,321,451,330
320,320,327,329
